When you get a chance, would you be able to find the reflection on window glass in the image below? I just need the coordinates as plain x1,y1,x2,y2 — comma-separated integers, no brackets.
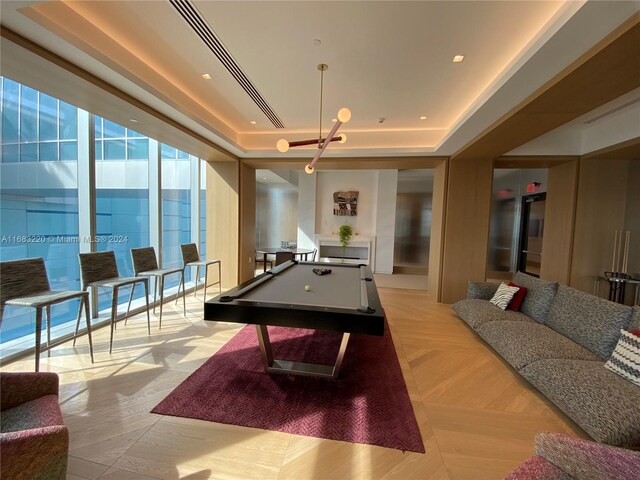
2,78,19,144
104,139,126,160
39,94,57,142
59,101,78,140
39,142,58,162
21,143,37,162
200,161,206,257
0,78,80,348
95,116,150,312
20,86,37,142
95,117,148,161
162,147,191,288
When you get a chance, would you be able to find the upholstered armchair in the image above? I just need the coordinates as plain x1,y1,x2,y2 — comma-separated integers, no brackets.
0,372,68,480
506,432,640,480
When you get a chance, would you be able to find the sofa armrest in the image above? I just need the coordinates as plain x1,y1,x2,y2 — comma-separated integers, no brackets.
0,372,59,410
466,281,499,300
535,432,640,479
0,425,69,479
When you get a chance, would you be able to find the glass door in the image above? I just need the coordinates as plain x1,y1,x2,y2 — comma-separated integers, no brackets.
518,193,546,277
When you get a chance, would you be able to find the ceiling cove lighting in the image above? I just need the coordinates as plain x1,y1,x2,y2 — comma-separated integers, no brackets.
452,55,465,63
276,64,351,174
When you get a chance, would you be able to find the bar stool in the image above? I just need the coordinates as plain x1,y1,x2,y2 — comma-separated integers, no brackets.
78,251,150,353
0,258,94,371
177,243,221,301
129,247,185,328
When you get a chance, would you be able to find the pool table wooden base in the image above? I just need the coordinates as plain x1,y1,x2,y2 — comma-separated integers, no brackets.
256,325,351,379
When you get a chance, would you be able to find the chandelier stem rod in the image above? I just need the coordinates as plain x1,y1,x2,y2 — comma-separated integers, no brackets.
308,119,343,172
318,67,324,146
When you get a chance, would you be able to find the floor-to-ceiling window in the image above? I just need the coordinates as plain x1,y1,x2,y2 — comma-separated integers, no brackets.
94,116,150,311
200,160,207,259
0,76,208,361
0,78,80,350
161,145,191,289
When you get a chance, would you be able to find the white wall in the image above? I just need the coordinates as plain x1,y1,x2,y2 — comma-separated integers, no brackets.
375,170,398,273
314,170,378,236
297,172,317,250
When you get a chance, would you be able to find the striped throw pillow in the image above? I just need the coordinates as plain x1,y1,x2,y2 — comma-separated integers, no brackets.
489,283,520,310
605,330,640,387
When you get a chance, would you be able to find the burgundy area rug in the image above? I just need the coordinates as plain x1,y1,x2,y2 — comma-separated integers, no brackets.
152,323,424,453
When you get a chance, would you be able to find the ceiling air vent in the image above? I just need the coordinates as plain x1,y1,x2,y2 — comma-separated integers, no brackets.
584,97,640,125
170,0,285,129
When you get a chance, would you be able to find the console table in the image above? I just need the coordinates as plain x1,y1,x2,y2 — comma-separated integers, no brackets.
593,275,640,306
314,235,376,271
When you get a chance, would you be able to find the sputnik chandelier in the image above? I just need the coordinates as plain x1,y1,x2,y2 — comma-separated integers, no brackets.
276,64,351,174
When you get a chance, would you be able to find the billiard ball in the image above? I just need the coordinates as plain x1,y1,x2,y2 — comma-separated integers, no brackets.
304,285,311,292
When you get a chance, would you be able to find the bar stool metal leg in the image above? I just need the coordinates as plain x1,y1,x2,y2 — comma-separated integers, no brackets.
143,280,151,335
180,271,186,315
194,266,201,298
34,308,43,372
82,294,94,363
46,305,52,357
204,264,208,300
158,275,165,329
109,287,118,354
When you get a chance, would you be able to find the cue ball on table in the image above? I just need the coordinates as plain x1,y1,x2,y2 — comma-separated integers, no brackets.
304,285,311,291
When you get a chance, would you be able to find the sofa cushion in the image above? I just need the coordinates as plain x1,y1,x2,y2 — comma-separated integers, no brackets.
0,395,64,433
506,282,528,311
546,285,633,359
535,432,640,480
476,322,599,370
452,299,535,330
489,282,520,309
630,306,640,331
512,272,558,324
505,455,570,480
466,281,500,300
605,329,640,387
520,359,640,448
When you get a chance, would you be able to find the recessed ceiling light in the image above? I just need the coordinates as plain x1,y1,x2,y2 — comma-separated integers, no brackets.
201,73,212,80
129,118,138,123
331,118,337,123
250,120,256,125
452,55,465,63
262,177,267,180
313,39,322,46
419,116,427,120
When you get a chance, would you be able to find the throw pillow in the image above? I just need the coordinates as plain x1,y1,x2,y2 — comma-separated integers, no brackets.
604,330,640,387
506,282,528,311
489,283,520,310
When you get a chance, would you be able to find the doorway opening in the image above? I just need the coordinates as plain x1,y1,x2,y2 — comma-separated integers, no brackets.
393,169,433,276
518,193,546,277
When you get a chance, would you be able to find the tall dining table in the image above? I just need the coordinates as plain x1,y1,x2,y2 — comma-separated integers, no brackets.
256,247,315,273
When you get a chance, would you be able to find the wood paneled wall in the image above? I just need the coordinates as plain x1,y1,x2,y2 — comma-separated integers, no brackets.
540,160,579,284
206,161,239,289
428,160,447,299
570,158,630,294
239,163,256,283
440,158,493,304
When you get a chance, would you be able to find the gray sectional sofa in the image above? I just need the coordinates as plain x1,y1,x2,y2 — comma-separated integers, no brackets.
452,272,640,449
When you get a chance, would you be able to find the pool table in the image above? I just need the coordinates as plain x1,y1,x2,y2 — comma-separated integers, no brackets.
204,260,385,378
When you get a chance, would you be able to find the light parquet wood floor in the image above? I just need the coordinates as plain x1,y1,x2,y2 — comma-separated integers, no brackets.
0,287,587,480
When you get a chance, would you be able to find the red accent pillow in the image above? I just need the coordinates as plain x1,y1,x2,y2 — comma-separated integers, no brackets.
506,282,528,311
631,329,640,337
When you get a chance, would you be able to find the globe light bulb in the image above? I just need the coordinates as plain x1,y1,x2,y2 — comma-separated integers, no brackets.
305,164,315,174
337,107,351,123
276,139,290,153
338,134,347,144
